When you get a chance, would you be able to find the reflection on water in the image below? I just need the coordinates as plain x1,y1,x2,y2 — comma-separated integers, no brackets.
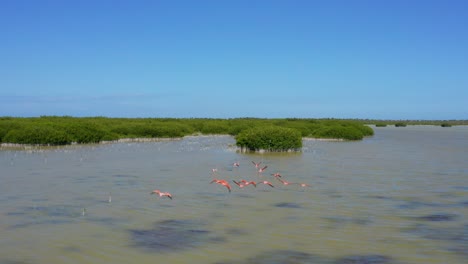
0,127,467,264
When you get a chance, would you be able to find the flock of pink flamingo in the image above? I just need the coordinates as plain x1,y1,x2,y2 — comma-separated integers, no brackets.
150,160,311,200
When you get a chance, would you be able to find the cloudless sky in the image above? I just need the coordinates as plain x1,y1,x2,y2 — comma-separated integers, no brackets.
1,0,467,119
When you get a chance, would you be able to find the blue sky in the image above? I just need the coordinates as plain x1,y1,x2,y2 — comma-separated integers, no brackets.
1,0,467,119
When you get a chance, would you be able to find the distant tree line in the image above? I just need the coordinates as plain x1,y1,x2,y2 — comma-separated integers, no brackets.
359,119,468,126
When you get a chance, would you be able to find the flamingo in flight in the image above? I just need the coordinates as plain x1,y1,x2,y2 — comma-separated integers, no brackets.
232,180,248,188
150,190,173,200
252,161,262,168
277,178,295,186
257,180,275,188
210,179,232,192
240,180,257,187
232,180,256,188
257,165,268,174
276,178,310,188
271,172,282,178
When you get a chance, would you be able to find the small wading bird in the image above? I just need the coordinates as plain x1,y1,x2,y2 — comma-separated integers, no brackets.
257,180,275,188
210,179,232,192
150,190,173,200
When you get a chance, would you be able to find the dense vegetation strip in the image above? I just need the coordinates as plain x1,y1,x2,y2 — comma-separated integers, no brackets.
2,116,466,148
0,116,376,147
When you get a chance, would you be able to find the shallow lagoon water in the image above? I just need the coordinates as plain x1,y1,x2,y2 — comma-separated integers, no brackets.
0,126,467,264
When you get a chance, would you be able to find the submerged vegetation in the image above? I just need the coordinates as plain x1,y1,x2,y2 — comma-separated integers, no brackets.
0,116,375,149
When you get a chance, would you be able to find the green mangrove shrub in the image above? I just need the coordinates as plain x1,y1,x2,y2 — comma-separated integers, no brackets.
282,122,313,137
395,122,407,127
58,122,106,143
312,125,363,140
0,121,23,143
199,121,230,134
375,123,387,127
236,126,302,152
440,123,452,127
100,132,120,141
3,125,71,145
109,122,191,138
151,122,193,137
227,120,258,136
350,123,374,136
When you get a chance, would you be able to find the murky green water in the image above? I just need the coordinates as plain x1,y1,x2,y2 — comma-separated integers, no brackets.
1,126,467,264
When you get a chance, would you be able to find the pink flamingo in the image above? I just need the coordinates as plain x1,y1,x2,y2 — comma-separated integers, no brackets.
252,161,262,168
233,162,240,167
210,179,232,192
257,165,268,174
257,180,275,188
240,180,257,187
271,172,282,178
277,178,295,186
232,180,247,188
233,180,257,188
150,190,173,200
